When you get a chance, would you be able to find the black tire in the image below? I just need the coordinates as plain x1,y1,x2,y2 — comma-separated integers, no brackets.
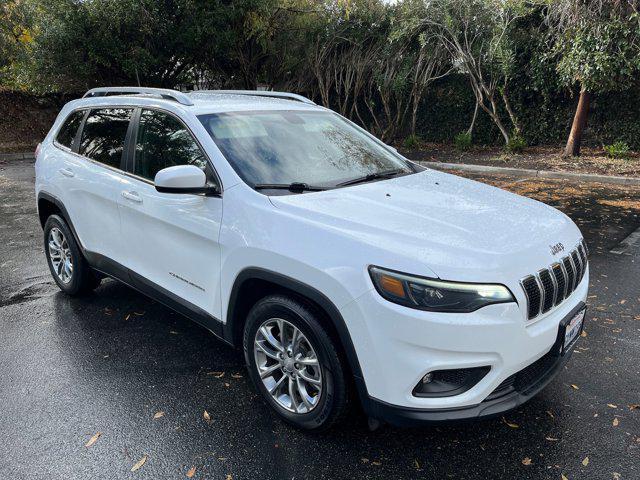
43,214,101,295
243,294,350,431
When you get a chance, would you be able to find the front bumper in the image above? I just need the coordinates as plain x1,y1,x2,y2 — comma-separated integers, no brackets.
363,301,584,426
342,271,588,422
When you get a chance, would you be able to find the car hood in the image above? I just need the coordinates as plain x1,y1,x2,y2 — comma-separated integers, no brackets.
269,169,582,282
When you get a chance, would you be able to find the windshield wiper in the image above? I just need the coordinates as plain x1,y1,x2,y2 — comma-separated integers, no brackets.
254,182,327,193
336,168,409,187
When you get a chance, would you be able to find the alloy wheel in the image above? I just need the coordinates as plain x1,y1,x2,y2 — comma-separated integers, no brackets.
253,318,323,414
48,227,73,284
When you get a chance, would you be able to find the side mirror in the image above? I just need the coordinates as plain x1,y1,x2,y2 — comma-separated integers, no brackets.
154,165,219,195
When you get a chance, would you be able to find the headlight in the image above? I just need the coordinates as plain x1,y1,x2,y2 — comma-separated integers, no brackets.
368,266,515,312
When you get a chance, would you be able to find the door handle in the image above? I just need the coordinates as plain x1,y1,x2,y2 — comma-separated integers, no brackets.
121,190,143,203
60,167,75,178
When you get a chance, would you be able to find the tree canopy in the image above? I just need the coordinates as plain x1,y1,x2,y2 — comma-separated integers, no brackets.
2,0,639,152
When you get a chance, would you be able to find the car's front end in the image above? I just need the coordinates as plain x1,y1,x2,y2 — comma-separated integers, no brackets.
198,100,588,427
265,167,589,426
346,248,588,425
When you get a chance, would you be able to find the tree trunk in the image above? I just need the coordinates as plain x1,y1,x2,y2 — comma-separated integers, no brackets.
466,100,479,136
563,88,591,157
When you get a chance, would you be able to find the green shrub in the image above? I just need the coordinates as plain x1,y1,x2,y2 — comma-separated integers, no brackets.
506,134,527,153
403,134,421,149
603,141,630,159
453,131,472,151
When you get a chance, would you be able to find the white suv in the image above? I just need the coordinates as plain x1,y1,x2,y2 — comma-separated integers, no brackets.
35,87,588,430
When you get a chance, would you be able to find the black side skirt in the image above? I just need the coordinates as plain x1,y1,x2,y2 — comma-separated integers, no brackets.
84,250,227,343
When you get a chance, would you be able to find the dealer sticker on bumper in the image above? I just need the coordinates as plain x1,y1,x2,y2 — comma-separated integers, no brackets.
564,308,585,352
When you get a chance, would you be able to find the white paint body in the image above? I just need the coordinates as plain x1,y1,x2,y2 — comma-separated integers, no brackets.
35,93,588,410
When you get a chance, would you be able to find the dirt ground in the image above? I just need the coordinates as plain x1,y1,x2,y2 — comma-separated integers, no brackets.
0,90,65,153
402,143,640,178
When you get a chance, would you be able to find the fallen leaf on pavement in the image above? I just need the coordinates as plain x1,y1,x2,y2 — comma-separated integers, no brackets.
582,457,589,467
153,411,164,419
629,404,640,410
561,475,568,480
545,436,558,441
186,466,196,478
231,373,243,379
85,432,101,447
613,417,619,426
571,384,579,390
607,404,617,409
203,410,211,423
502,417,519,428
207,371,225,378
225,475,232,480
414,459,420,469
522,457,532,465
131,455,147,472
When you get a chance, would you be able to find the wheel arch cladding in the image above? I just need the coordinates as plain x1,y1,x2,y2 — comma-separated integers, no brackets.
225,268,368,395
37,192,84,250
37,195,62,228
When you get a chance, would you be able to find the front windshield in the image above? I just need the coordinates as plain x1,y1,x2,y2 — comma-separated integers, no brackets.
197,110,411,187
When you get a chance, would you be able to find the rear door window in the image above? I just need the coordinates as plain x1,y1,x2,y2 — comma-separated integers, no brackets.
133,109,207,181
79,108,133,169
56,110,85,150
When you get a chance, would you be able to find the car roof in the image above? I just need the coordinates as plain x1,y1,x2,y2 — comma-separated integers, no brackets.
67,88,325,116
187,92,324,115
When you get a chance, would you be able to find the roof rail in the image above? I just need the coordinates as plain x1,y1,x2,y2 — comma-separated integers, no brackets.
193,90,316,106
83,87,194,106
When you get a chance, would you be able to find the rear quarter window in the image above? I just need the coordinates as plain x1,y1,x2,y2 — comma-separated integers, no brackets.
55,110,85,150
79,108,133,169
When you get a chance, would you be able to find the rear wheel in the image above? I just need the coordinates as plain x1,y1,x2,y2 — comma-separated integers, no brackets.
243,294,350,430
44,215,101,295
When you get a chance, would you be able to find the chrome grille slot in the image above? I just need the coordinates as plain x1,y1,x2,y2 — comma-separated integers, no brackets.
551,263,566,305
571,250,583,284
521,241,588,320
521,275,541,318
538,269,555,313
562,256,576,295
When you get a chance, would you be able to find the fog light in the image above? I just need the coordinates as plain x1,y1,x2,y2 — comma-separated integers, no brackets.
422,372,434,384
413,367,490,398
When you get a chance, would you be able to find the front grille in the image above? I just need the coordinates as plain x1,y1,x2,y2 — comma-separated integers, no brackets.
520,241,588,320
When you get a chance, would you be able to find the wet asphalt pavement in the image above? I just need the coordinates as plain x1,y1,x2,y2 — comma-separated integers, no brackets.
0,160,639,479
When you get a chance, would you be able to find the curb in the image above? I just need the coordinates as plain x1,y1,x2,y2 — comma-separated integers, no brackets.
421,161,640,187
0,152,35,161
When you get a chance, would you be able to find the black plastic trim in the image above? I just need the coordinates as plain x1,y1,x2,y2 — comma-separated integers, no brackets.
412,366,491,398
225,267,369,401
37,192,84,248
84,251,226,340
155,185,221,196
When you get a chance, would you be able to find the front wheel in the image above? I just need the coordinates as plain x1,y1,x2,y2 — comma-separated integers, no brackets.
243,294,350,430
